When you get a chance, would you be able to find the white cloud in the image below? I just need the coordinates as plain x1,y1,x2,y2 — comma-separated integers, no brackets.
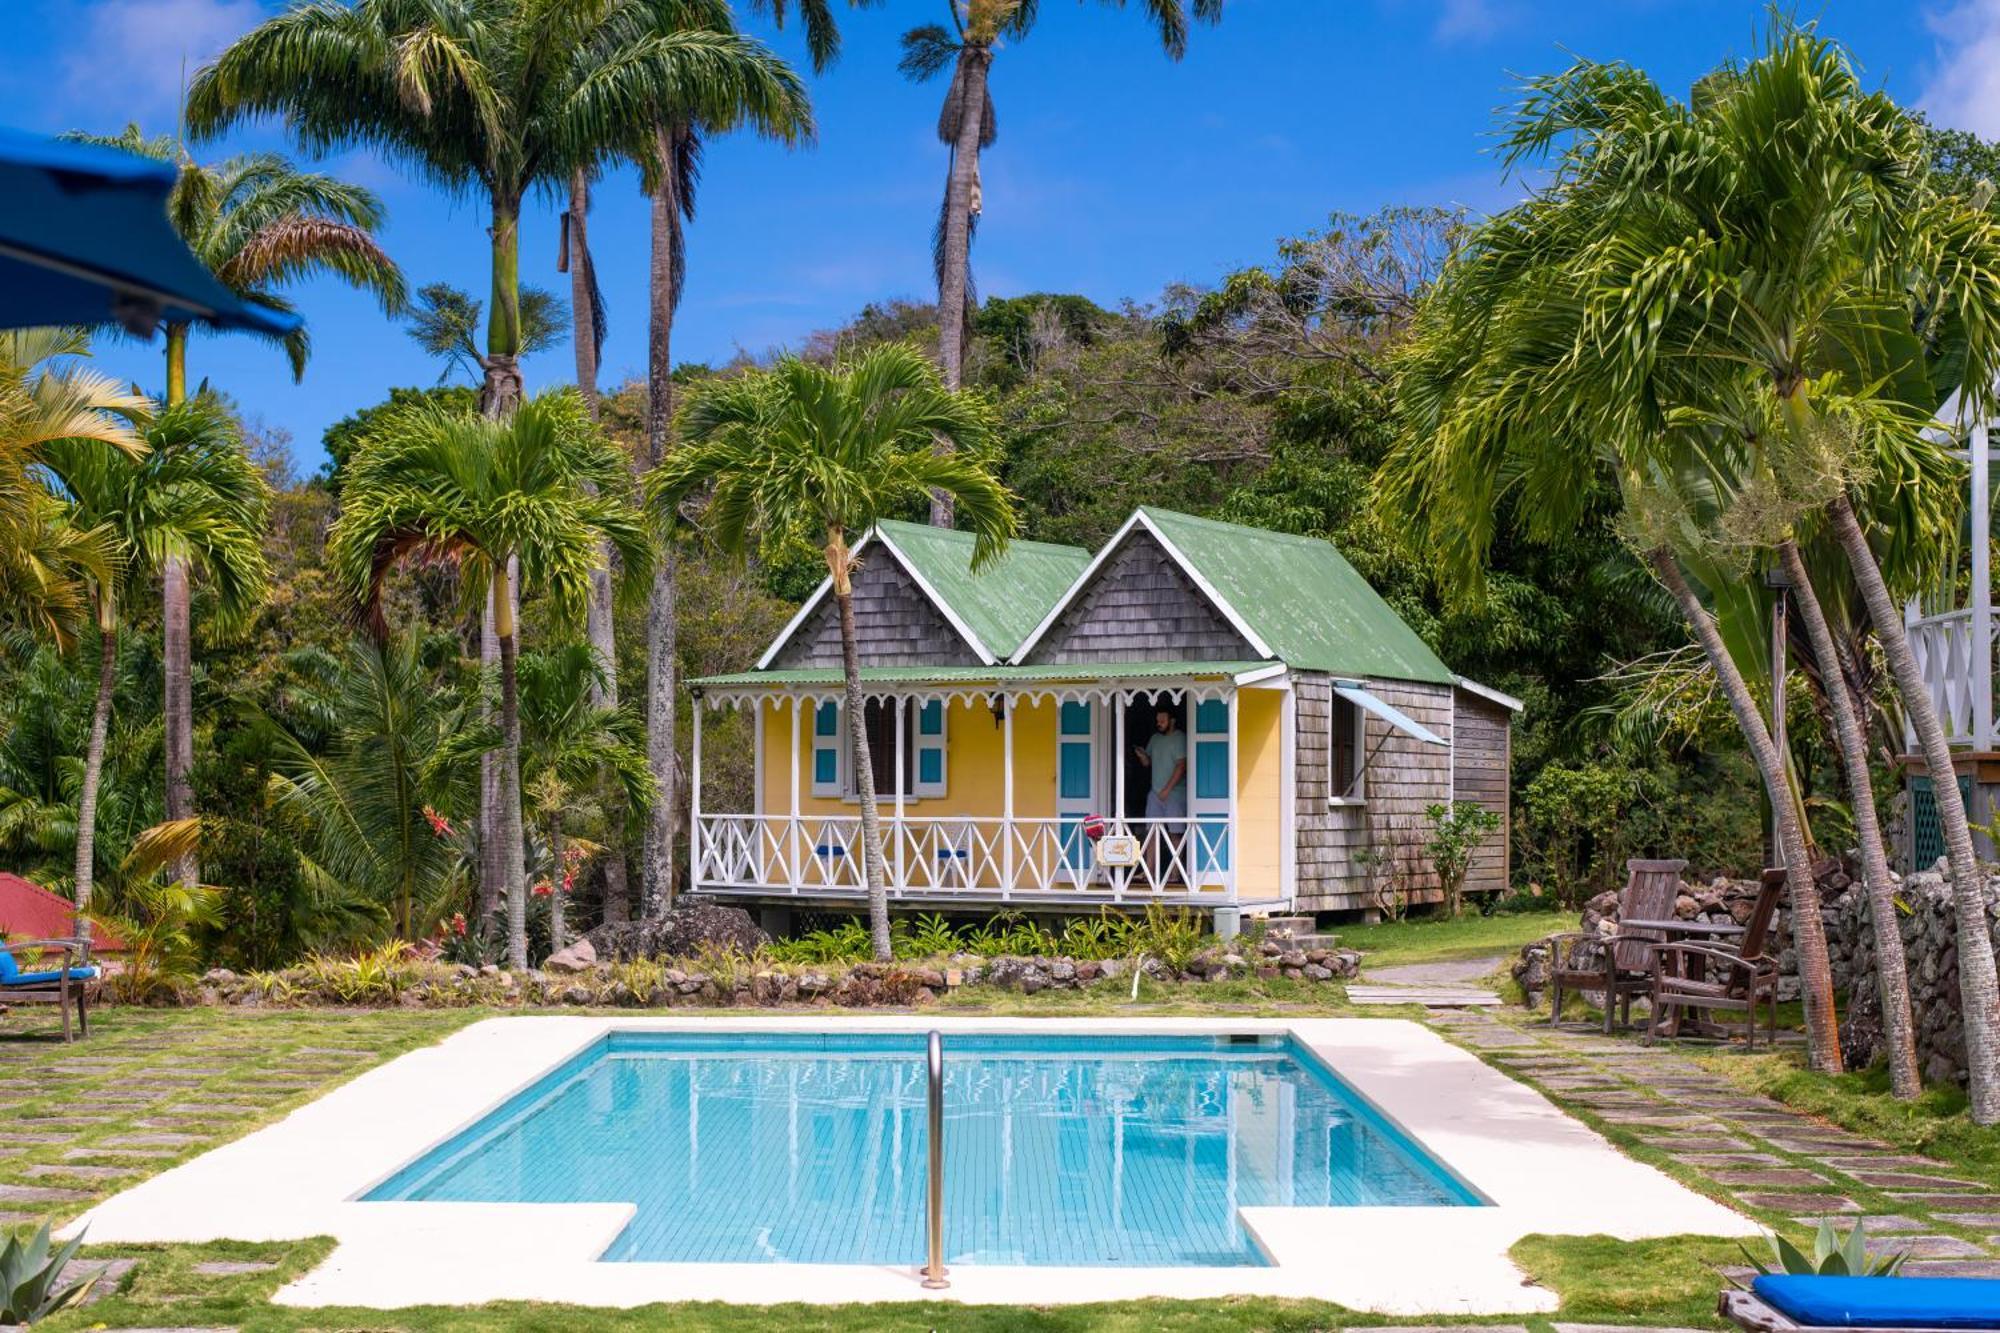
1921,0,2000,137
62,0,265,129
1434,0,1505,43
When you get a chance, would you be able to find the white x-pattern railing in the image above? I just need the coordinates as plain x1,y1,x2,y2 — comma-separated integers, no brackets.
1908,607,1999,748
694,814,1240,903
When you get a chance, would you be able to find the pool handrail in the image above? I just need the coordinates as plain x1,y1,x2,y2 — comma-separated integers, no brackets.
923,1029,948,1289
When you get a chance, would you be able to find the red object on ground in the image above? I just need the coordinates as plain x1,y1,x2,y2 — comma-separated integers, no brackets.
0,872,124,952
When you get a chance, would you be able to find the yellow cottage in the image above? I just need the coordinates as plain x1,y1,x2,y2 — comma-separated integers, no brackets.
688,507,1519,930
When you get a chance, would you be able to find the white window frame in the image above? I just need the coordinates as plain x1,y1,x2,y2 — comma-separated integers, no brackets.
1327,693,1366,807
814,698,946,804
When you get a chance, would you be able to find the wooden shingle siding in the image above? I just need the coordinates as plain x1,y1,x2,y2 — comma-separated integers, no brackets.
769,553,981,669
1452,690,1513,897
1292,673,1456,913
1025,530,1258,665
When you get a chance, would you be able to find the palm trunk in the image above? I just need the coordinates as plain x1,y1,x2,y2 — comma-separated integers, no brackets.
931,45,992,526
642,128,683,920
496,563,527,972
72,616,117,936
1828,492,2000,1119
548,820,566,956
478,186,526,933
162,553,197,887
830,528,891,960
162,324,198,889
568,168,630,928
1780,538,1920,1097
1651,546,1843,1071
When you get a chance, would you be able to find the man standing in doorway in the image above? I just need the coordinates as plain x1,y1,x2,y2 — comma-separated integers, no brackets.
1134,706,1188,882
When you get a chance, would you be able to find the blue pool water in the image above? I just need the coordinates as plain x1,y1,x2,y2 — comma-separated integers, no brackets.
366,1032,1478,1267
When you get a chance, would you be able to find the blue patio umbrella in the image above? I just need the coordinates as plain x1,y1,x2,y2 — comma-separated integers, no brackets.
0,127,301,339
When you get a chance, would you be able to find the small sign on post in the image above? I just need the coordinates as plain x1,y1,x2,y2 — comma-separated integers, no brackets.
1095,833,1140,866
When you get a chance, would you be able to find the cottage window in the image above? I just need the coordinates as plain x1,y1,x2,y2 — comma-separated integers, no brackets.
811,698,947,800
1329,695,1365,804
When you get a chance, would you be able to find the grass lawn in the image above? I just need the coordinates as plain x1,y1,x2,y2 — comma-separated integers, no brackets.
1337,907,1563,970
0,983,1743,1331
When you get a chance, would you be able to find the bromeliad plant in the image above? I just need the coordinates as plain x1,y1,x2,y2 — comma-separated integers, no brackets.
0,1223,96,1325
1743,1218,1907,1279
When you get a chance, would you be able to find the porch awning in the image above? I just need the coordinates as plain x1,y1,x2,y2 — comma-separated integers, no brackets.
1333,679,1446,746
692,660,1276,691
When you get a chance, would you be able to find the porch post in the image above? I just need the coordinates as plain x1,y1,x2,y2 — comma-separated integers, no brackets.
1002,694,1015,894
789,696,801,888
1975,418,1993,751
894,693,907,892
691,696,704,889
1226,687,1240,902
1113,688,1128,900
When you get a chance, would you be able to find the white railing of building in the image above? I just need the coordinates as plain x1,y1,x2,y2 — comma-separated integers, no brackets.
693,813,1242,903
1906,607,1999,749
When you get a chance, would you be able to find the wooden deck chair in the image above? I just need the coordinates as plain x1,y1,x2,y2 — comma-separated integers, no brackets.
0,937,102,1041
1648,867,1785,1047
1545,858,1685,1033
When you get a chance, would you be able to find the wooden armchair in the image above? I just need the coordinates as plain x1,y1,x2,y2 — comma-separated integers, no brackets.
0,936,102,1041
1648,867,1785,1047
1546,858,1686,1033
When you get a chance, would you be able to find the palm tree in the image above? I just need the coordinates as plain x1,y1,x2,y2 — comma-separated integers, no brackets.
638,44,813,923
0,329,145,651
406,281,567,387
899,0,1221,523
1495,28,2000,1113
64,126,405,891
38,398,268,928
263,634,482,944
327,390,652,970
650,344,1016,959
515,645,655,953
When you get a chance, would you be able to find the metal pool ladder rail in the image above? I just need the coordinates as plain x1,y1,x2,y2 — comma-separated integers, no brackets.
923,1029,948,1289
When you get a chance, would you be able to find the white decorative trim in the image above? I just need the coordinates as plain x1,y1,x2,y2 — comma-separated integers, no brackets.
699,678,1242,711
1454,676,1524,714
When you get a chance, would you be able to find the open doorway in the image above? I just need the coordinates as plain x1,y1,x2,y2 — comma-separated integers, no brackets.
1121,692,1187,821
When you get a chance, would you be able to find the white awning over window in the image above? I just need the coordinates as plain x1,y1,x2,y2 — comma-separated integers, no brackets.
1333,680,1446,747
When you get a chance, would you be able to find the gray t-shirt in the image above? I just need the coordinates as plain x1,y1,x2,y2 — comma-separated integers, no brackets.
1146,729,1187,796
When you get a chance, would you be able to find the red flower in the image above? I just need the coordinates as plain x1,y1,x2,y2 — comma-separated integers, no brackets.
422,806,454,838
531,879,553,897
450,912,467,937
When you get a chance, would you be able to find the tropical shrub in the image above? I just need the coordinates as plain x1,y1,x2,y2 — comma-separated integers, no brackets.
1424,800,1503,917
1743,1218,1905,1278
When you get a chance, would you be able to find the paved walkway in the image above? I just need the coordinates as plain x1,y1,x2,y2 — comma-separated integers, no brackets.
1350,953,1507,1006
1427,1006,2000,1280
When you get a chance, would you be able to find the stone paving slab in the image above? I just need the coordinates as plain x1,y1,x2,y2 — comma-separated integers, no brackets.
192,1260,279,1276
0,1181,89,1203
1940,1212,2000,1228
1709,1168,1829,1188
22,1163,137,1181
1887,1235,1987,1258
1738,1192,1860,1213
1888,1193,2000,1211
1823,1154,1955,1172
1905,1259,2000,1277
1676,1152,1785,1167
1852,1171,1987,1191
1795,1214,1927,1232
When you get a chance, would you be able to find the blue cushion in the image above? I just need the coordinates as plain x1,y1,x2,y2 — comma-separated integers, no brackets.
3,965,99,987
1755,1275,2000,1328
0,946,15,983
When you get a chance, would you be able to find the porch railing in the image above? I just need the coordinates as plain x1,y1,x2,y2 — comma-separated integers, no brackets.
693,813,1241,903
1907,607,1999,748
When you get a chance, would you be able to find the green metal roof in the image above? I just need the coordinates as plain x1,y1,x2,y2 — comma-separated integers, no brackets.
693,660,1274,690
875,519,1090,659
1138,507,1456,685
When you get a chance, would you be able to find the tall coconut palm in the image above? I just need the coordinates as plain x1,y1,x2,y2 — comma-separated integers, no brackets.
64,125,405,891
38,398,268,928
650,343,1016,959
1491,28,2000,1113
637,41,812,923
899,0,1221,523
327,389,652,970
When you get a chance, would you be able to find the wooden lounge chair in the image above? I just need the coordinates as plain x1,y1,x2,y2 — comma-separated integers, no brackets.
1722,1274,2000,1330
0,936,101,1041
1647,867,1785,1047
1545,858,1685,1033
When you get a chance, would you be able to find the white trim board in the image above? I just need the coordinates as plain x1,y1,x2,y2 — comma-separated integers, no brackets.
66,1015,1755,1316
1454,676,1525,714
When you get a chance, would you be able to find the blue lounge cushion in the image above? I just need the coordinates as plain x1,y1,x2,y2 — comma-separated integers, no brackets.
0,946,14,983
3,965,99,987
1754,1274,2000,1329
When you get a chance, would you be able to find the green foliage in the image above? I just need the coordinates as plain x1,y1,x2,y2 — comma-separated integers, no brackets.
404,281,568,387
1423,800,1503,916
96,879,224,1003
1743,1218,1906,1278
320,385,476,481
0,1223,95,1324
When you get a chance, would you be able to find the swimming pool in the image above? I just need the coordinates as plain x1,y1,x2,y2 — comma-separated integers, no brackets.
365,1031,1479,1267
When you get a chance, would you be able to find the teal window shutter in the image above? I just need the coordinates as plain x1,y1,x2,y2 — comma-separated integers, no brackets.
811,701,843,796
914,698,947,797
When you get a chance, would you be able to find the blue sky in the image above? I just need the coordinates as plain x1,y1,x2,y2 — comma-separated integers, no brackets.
4,0,1997,470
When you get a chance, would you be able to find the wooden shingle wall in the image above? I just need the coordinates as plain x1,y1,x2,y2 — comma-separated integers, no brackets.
1293,672,1456,913
769,553,981,668
1452,690,1513,897
1025,530,1258,665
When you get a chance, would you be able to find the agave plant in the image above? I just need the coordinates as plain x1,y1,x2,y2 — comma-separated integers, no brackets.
0,1223,97,1324
1743,1218,1907,1278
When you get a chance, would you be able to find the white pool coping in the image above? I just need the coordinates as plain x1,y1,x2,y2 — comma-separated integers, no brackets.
66,1014,1756,1314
